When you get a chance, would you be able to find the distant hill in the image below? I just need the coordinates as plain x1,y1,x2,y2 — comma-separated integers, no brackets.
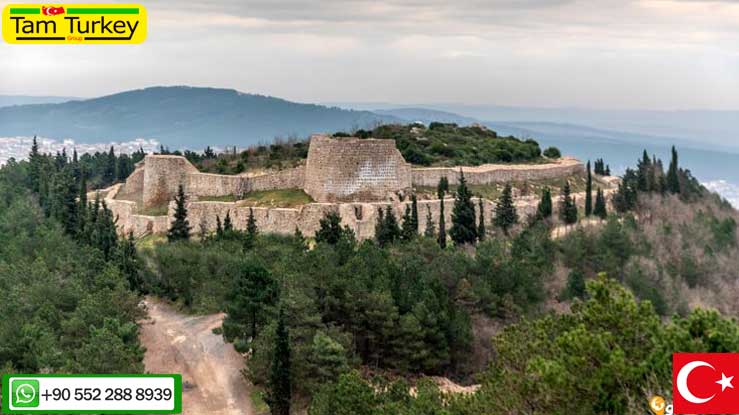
0,86,398,147
0,95,78,108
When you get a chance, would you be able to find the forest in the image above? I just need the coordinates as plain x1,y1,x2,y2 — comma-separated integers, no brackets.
1,140,739,415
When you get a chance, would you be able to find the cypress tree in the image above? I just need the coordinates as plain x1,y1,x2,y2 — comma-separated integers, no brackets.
223,211,234,234
537,187,553,219
167,185,191,242
494,183,518,235
78,172,88,237
104,146,116,186
559,181,578,225
424,205,436,238
401,198,418,241
585,160,593,216
593,188,608,219
450,171,477,245
410,194,419,234
216,215,224,239
666,146,680,194
118,231,142,291
437,177,449,249
244,207,258,249
377,206,401,247
477,198,486,241
268,309,292,415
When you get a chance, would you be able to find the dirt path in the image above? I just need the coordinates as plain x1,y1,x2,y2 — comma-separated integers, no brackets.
139,298,256,415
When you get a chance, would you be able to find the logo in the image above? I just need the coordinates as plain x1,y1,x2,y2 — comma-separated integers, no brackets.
2,4,147,44
673,353,739,414
41,6,65,16
11,379,40,408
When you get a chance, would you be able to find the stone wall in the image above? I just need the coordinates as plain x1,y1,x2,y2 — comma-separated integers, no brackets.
247,166,305,192
304,135,412,202
142,155,200,208
411,157,585,187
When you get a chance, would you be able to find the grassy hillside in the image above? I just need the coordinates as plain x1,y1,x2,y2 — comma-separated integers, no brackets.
348,123,544,166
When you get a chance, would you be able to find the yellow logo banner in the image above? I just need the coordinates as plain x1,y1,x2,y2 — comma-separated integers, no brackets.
2,4,147,44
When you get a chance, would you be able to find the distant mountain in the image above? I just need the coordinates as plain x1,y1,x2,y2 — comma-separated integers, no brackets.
0,95,78,108
0,87,398,147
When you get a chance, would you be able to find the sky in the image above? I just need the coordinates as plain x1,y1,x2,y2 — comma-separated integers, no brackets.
1,0,739,110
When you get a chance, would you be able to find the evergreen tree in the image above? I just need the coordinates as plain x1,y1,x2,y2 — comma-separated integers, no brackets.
605,165,611,176
93,201,119,260
215,215,224,239
424,205,436,238
223,262,278,341
315,211,344,245
376,206,401,247
450,171,477,245
636,150,652,192
494,183,518,235
537,187,553,219
437,177,448,249
118,232,142,291
585,160,593,216
104,146,116,186
244,208,258,249
559,181,578,225
593,188,608,219
29,136,41,192
666,145,680,194
400,195,419,241
267,309,292,415
223,211,234,234
78,172,88,237
477,198,486,242
167,185,191,242
52,166,78,236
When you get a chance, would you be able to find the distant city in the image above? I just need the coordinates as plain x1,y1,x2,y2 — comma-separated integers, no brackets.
0,136,160,166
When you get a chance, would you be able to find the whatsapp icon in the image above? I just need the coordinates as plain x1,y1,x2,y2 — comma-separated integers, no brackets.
11,379,39,408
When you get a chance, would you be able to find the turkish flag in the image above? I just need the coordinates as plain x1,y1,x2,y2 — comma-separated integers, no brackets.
674,353,739,414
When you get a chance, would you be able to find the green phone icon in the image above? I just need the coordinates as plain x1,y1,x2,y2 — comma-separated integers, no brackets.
11,379,40,408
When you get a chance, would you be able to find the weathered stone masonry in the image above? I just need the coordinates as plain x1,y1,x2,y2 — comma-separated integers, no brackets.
102,134,594,239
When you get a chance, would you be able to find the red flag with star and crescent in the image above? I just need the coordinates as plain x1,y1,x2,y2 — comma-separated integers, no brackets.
673,353,739,414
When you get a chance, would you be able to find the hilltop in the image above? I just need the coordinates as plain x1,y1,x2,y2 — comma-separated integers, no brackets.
0,86,398,147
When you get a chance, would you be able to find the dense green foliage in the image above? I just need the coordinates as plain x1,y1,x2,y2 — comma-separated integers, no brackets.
340,123,543,166
494,184,518,235
0,153,144,378
450,173,477,245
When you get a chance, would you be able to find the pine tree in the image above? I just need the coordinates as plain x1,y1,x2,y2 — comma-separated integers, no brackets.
78,172,88,237
537,187,553,219
315,211,344,245
593,188,608,219
29,136,41,192
377,206,401,247
167,185,191,242
268,309,292,415
559,181,578,225
223,211,234,234
93,201,119,260
477,198,486,242
104,146,116,186
118,232,142,291
223,262,278,341
585,160,593,216
400,195,419,241
666,145,680,194
637,150,652,192
424,205,436,238
450,171,477,245
437,177,449,249
494,183,518,235
244,207,258,249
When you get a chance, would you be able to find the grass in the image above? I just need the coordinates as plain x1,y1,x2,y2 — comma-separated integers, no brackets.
413,172,609,200
200,189,314,208
249,389,270,415
139,203,169,216
136,234,167,249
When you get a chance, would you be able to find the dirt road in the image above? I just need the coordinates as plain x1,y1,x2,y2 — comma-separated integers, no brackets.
139,298,255,415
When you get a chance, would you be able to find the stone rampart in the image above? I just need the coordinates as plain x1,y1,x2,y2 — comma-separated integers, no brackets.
411,157,585,187
304,135,412,202
142,155,199,208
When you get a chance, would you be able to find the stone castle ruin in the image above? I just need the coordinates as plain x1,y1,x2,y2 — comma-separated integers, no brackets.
99,134,593,239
